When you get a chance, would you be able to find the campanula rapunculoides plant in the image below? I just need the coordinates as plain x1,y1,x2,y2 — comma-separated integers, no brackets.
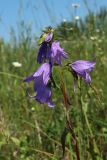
24,27,102,160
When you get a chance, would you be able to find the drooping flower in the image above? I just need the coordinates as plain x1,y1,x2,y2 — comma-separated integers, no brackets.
34,77,54,107
70,60,96,83
24,63,51,85
50,41,68,65
24,63,54,107
27,76,54,107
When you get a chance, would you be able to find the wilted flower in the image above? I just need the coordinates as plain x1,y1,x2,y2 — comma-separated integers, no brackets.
37,42,51,63
50,41,68,65
12,62,22,67
70,60,96,83
24,63,51,85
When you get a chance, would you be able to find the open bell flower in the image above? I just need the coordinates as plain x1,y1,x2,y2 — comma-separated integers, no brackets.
23,63,51,85
24,63,54,107
50,41,68,65
28,76,54,107
34,76,54,107
70,60,96,83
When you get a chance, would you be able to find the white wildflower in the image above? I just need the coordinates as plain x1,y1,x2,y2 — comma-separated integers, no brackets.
90,36,97,41
12,62,22,67
96,29,100,33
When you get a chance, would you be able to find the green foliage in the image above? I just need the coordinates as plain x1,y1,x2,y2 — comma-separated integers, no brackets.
0,7,107,160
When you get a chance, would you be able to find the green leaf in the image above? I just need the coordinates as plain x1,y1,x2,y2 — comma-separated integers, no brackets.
37,33,47,45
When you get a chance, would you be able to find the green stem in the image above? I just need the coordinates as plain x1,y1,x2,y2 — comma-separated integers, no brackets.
79,79,101,160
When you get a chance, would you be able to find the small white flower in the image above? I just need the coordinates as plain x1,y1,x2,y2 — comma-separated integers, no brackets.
96,29,100,33
31,107,35,111
75,16,80,20
69,27,73,30
90,36,97,41
12,62,22,67
72,3,80,8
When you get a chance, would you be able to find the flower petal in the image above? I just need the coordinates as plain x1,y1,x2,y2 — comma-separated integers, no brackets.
70,60,96,83
23,75,35,82
85,71,91,83
50,41,68,65
45,33,53,42
71,60,96,72
24,63,51,85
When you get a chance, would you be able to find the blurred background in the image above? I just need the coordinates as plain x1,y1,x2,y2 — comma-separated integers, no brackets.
0,0,107,160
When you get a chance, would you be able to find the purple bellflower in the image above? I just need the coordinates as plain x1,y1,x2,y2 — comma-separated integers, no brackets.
70,60,96,83
28,76,54,107
50,41,68,65
24,63,51,85
24,63,54,107
34,76,54,107
37,42,51,64
37,32,53,63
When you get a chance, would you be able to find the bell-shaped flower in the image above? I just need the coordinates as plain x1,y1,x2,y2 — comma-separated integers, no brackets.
24,63,54,107
37,32,53,63
70,60,96,83
37,42,51,64
24,63,51,85
27,76,54,107
34,76,54,107
50,41,68,65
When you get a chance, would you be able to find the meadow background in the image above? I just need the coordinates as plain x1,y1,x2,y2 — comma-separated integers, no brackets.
0,0,107,159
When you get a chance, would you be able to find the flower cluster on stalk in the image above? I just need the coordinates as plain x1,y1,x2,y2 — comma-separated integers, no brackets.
24,27,96,107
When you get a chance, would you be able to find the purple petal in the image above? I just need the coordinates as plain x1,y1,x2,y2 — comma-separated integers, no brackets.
37,42,51,63
33,75,44,91
24,63,51,85
70,60,96,83
35,84,54,107
71,60,96,72
85,72,91,83
37,42,47,63
50,41,68,65
48,102,54,107
45,33,53,42
34,63,51,85
23,75,35,82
